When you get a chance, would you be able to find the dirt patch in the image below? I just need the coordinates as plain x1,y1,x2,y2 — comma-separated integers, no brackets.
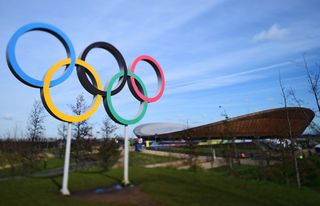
73,184,163,206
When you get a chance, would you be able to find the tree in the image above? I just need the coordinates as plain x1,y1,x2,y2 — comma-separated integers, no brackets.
98,139,120,171
97,117,119,170
101,117,118,139
57,123,68,158
26,100,46,142
300,56,320,134
22,100,46,171
58,123,68,140
279,73,301,188
71,94,93,140
303,56,320,113
70,94,93,163
288,88,320,140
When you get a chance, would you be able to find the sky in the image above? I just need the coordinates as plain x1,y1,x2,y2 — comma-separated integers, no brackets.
0,0,320,138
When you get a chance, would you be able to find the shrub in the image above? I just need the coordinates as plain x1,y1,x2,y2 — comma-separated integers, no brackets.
98,139,120,171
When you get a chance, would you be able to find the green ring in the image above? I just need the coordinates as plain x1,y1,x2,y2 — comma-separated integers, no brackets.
104,71,148,125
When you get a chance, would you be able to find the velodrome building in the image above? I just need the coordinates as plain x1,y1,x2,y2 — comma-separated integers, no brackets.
133,107,315,140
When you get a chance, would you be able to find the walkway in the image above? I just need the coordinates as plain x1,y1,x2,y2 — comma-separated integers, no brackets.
141,149,279,170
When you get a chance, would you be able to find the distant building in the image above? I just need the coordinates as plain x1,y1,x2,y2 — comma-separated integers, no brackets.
133,107,314,139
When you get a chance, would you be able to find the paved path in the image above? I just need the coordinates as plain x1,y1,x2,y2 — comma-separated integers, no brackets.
0,161,98,181
141,149,279,170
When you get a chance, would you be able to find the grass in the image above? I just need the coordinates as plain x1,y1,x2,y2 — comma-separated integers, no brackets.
0,157,69,178
129,151,178,167
212,155,320,192
37,150,178,173
1,152,320,206
1,167,320,206
160,143,259,156
0,152,8,166
0,151,173,178
140,168,320,206
46,157,67,169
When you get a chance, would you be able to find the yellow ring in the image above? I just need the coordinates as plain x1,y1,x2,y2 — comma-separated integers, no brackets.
42,58,102,122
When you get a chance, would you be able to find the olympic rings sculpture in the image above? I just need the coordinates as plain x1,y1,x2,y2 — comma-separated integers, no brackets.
6,23,165,125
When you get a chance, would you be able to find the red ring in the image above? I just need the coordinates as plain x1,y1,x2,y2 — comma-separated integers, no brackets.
130,55,165,103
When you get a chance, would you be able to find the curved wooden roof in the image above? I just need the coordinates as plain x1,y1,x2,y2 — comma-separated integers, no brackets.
144,107,315,139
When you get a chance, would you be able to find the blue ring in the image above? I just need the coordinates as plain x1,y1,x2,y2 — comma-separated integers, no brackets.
6,22,76,88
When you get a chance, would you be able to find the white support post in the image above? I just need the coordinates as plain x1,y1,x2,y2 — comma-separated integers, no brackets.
123,125,129,185
61,123,72,195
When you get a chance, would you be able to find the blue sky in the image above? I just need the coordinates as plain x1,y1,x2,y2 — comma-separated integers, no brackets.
0,0,320,138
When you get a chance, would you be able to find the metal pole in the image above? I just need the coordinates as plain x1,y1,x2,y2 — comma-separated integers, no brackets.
61,122,72,195
123,125,129,185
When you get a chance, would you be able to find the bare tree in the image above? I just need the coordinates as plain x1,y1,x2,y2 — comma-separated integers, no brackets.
299,56,320,135
279,73,301,188
101,117,118,139
303,56,320,113
287,89,314,136
58,123,68,140
70,94,93,163
26,100,46,142
26,100,46,163
57,123,68,158
71,94,93,140
287,88,304,107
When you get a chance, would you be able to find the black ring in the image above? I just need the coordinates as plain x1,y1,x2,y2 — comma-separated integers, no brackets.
76,41,128,96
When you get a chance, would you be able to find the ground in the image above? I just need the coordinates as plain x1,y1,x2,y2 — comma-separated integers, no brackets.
1,151,320,206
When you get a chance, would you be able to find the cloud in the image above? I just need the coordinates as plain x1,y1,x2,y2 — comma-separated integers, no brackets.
166,73,262,95
2,114,13,121
165,60,291,95
252,24,289,42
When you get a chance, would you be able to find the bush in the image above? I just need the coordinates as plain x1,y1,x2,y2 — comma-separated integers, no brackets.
98,139,120,171
298,155,320,188
223,155,320,190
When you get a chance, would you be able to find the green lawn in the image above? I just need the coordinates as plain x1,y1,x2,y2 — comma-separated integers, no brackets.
0,151,173,178
1,152,320,206
1,167,320,206
46,157,67,169
129,151,178,167
213,156,320,192
0,157,69,178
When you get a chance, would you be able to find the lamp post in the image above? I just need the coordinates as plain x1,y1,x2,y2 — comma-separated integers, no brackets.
218,106,237,168
219,105,229,120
